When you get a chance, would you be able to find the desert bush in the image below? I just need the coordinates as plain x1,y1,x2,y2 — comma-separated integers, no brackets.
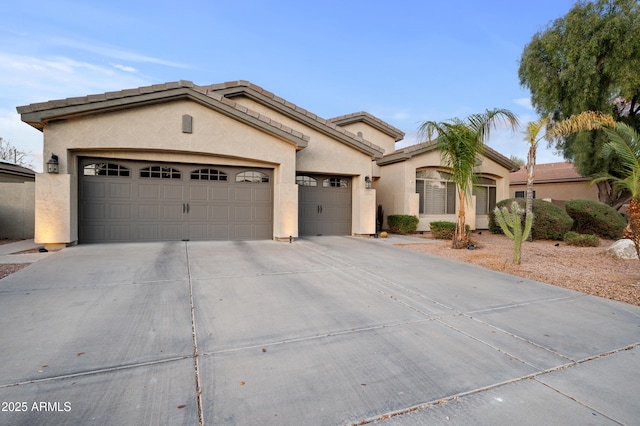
429,221,456,239
564,199,626,240
489,198,573,240
563,231,600,247
387,215,419,234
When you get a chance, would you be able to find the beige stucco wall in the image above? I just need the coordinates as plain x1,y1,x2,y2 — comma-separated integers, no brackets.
378,150,512,231
37,99,301,244
0,181,35,239
510,181,599,203
334,121,396,155
233,98,377,235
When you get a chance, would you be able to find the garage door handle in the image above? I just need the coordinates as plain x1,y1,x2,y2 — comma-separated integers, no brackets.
183,203,186,214
318,205,323,214
187,203,190,213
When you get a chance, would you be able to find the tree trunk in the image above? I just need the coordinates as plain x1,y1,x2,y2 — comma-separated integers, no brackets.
453,190,468,249
525,146,536,242
626,197,640,260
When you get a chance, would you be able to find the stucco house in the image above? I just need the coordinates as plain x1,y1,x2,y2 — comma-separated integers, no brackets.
510,162,599,207
17,80,518,249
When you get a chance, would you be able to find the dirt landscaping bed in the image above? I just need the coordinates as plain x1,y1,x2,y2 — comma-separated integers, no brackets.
398,231,640,307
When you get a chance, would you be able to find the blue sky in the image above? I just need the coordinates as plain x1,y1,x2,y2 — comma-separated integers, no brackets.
1,0,578,171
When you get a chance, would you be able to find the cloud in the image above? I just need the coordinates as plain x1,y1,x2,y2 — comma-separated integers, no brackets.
514,97,533,110
113,64,138,73
49,36,191,69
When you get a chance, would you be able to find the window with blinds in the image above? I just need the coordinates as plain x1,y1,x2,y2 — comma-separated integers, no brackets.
415,170,456,215
473,177,497,214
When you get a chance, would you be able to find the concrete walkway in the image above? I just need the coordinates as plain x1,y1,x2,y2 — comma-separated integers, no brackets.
0,239,52,264
0,236,638,425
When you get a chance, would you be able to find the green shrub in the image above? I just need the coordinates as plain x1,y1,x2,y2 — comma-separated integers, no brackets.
564,199,626,240
429,221,456,239
489,198,573,240
563,231,600,247
387,215,419,234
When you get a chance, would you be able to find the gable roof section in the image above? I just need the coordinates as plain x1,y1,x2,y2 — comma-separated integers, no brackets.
16,81,309,150
510,162,587,185
0,160,35,179
328,111,405,142
207,81,384,159
378,140,520,172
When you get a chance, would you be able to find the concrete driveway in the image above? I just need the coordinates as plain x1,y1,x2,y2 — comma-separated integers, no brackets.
0,236,639,425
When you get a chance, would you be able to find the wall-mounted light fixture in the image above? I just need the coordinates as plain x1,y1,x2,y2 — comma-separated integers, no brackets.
46,154,59,174
365,176,372,189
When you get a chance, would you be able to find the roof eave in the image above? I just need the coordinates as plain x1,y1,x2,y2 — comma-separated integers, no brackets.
18,86,309,150
212,84,384,159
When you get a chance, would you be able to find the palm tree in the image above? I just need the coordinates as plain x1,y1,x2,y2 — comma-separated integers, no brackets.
594,123,640,258
522,117,550,241
551,111,640,258
419,109,519,248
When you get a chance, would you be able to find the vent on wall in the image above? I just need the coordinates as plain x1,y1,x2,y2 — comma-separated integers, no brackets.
182,114,193,133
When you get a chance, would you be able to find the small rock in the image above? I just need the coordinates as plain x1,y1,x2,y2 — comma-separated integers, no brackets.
606,239,638,260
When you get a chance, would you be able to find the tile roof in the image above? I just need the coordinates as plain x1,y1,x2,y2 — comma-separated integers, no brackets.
206,81,384,158
328,111,405,141
17,80,387,158
0,160,36,178
17,81,309,149
377,140,520,172
510,162,587,184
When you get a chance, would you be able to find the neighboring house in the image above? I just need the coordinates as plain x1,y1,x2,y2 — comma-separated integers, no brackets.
0,160,35,239
17,80,518,249
510,162,599,207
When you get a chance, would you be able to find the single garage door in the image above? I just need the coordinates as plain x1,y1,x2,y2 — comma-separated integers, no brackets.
297,174,351,236
78,158,273,243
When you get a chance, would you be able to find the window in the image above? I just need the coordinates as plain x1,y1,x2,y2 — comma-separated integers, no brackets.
323,177,348,188
83,162,130,177
296,176,317,187
515,190,535,199
191,168,227,181
236,171,269,183
140,165,182,179
415,170,456,214
473,177,497,215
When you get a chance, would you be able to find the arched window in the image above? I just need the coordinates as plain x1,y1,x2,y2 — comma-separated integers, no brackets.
236,171,269,183
322,177,348,188
140,165,182,179
296,175,317,187
415,169,456,214
83,162,130,177
473,177,497,214
190,168,228,181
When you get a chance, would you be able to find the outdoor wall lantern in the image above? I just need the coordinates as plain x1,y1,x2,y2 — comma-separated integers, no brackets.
365,176,372,189
46,154,59,174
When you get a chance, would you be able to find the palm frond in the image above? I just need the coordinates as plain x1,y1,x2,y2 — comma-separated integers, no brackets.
548,111,617,138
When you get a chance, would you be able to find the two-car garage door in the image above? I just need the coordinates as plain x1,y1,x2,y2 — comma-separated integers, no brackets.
78,158,273,243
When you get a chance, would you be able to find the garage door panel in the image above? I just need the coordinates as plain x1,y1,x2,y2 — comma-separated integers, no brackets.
110,225,132,241
163,185,184,200
189,186,208,201
81,203,106,220
82,181,106,198
233,187,253,202
139,184,161,199
109,204,133,220
163,205,184,220
139,205,161,220
253,206,272,220
210,205,230,220
79,158,273,242
210,224,230,239
109,182,131,198
211,187,230,201
253,187,272,202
